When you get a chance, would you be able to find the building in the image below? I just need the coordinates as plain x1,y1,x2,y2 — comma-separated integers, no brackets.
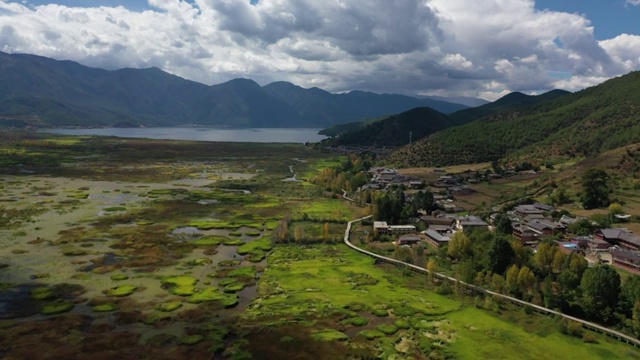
455,216,489,233
388,225,417,235
611,248,640,273
423,229,453,247
395,235,422,247
373,221,389,235
421,215,455,227
512,224,540,246
526,219,566,237
594,228,640,251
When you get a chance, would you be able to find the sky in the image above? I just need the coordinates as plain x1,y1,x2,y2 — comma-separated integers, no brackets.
1,1,639,100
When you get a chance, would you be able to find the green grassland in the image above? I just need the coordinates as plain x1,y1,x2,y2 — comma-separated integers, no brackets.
240,244,640,359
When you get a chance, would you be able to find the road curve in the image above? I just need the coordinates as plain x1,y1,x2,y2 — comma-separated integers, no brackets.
343,215,640,347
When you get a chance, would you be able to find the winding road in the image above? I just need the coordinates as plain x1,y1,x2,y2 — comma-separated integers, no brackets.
343,215,640,348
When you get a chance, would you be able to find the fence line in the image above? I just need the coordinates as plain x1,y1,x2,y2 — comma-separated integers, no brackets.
343,215,640,347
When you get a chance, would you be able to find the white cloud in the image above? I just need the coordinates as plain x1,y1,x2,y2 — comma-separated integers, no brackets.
627,0,640,6
0,0,638,99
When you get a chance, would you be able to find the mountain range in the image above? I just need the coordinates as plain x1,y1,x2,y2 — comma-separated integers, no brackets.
0,52,471,128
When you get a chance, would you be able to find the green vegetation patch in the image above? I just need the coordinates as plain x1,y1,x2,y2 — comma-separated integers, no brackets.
228,266,257,279
223,283,245,293
105,284,137,297
244,250,266,262
376,324,398,335
191,235,227,246
187,288,238,307
40,301,74,315
372,309,389,317
30,287,55,300
162,276,198,296
359,330,386,340
312,329,348,342
342,316,369,327
394,319,411,330
92,303,118,312
237,238,272,255
110,273,129,281
156,301,183,312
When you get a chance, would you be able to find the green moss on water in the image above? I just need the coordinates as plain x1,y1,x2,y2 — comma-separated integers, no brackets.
237,239,272,255
162,276,198,296
156,301,183,312
40,301,74,315
30,287,55,300
394,319,411,329
105,284,137,297
110,273,129,281
245,250,266,262
92,303,118,312
188,288,238,307
223,283,245,293
218,278,237,286
359,330,385,340
376,324,398,335
104,206,126,212
342,316,369,326
312,329,348,341
191,236,226,246
228,266,257,278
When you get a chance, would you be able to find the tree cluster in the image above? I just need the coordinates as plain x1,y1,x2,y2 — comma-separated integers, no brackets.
436,230,640,335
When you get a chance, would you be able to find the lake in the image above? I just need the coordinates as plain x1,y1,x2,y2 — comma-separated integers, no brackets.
42,127,327,143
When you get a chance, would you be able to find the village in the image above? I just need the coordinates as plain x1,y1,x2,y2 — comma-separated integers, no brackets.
364,166,640,275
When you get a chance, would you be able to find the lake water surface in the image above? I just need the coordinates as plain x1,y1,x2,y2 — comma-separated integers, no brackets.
42,127,327,143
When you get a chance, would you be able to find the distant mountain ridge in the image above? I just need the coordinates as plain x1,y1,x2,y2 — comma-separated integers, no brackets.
0,52,469,128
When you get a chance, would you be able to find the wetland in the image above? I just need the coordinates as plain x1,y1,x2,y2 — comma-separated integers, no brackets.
1,132,639,359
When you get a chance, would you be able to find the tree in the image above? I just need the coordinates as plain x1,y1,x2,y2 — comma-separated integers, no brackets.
487,237,515,274
426,258,437,283
534,242,557,276
506,265,520,295
580,265,621,323
447,232,471,259
517,266,536,297
494,214,513,235
580,168,611,209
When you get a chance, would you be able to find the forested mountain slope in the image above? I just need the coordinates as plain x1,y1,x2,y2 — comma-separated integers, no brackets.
388,71,640,167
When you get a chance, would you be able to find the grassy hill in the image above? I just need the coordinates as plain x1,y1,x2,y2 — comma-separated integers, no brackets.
388,71,640,167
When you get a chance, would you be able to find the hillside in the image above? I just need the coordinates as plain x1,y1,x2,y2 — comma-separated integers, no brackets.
320,89,570,147
0,52,467,128
388,71,640,167
323,107,452,147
